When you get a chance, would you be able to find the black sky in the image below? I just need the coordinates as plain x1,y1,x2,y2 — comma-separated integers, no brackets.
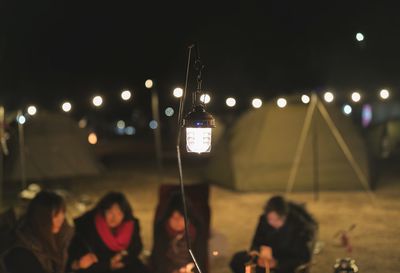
1,1,400,112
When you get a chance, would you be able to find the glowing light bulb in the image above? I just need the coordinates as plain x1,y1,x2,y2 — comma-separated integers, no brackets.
121,90,132,101
62,102,72,112
27,106,37,116
92,96,103,107
226,97,236,107
277,98,287,108
186,127,212,154
173,88,183,98
301,95,310,104
252,98,262,108
324,92,334,103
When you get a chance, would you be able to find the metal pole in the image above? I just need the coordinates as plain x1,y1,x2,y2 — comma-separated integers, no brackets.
317,101,375,204
312,112,319,201
175,44,203,273
151,88,164,183
286,94,317,194
17,110,26,190
0,151,3,209
0,106,4,209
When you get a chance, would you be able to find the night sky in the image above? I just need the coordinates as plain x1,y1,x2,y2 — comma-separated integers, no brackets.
1,1,399,115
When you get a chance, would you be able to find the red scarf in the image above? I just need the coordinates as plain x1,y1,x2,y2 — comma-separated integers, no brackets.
165,221,196,240
95,213,134,252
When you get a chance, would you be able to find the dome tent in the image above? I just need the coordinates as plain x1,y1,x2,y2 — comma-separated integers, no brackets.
205,95,371,192
5,110,102,182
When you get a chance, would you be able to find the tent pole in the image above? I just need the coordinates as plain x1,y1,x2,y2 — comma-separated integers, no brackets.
316,101,376,204
0,152,3,209
0,106,5,209
286,93,317,194
17,110,27,190
151,87,164,183
312,113,319,201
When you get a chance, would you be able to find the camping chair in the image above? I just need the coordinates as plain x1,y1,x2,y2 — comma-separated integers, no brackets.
0,208,17,253
153,183,211,273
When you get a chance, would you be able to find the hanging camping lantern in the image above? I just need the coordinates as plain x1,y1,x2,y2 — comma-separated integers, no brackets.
183,105,215,154
180,46,215,154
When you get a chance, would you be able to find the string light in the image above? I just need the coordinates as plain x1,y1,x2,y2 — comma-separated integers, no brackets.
277,98,287,108
301,95,310,104
323,92,334,103
379,89,390,100
92,96,103,107
252,98,262,108
121,90,132,101
226,97,236,107
351,92,361,103
173,87,183,98
200,94,211,104
61,102,72,112
27,105,37,116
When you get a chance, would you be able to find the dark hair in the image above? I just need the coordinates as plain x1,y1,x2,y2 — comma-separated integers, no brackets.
264,195,289,217
161,192,201,227
25,190,66,254
96,192,133,221
165,192,186,219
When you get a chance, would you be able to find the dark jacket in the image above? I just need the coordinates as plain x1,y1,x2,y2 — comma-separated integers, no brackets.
68,210,143,273
2,220,73,273
250,203,318,273
150,214,207,273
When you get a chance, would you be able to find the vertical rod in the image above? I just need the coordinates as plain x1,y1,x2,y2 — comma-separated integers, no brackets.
317,101,375,204
286,94,317,194
17,110,26,190
151,88,164,183
175,44,203,273
312,113,319,201
0,106,4,208
0,152,3,209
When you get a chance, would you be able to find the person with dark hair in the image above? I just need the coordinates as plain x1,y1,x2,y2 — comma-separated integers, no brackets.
68,192,146,273
230,195,318,273
150,193,206,273
2,190,74,273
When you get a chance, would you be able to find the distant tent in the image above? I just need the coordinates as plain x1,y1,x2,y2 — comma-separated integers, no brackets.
5,111,102,182
205,95,371,192
366,120,400,159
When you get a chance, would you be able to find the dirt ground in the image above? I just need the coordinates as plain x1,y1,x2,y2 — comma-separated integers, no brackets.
4,158,400,273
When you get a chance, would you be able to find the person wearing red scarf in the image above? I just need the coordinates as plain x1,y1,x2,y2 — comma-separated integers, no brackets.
68,192,147,273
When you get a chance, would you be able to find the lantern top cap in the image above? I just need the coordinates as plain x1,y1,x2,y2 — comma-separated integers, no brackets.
183,105,216,128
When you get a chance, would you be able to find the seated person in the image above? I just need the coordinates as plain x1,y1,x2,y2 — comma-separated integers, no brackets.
3,190,73,273
68,192,146,273
150,193,206,273
230,196,317,273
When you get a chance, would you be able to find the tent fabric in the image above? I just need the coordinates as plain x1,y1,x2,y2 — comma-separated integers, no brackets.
5,111,102,181
206,99,370,191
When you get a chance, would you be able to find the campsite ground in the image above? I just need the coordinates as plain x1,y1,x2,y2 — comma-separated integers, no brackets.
3,154,400,273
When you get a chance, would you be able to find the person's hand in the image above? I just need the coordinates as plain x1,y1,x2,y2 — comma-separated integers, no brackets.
178,263,195,273
185,263,195,272
259,246,272,260
257,246,272,268
110,253,125,270
80,253,98,269
72,253,98,270
269,258,277,269
257,257,266,268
